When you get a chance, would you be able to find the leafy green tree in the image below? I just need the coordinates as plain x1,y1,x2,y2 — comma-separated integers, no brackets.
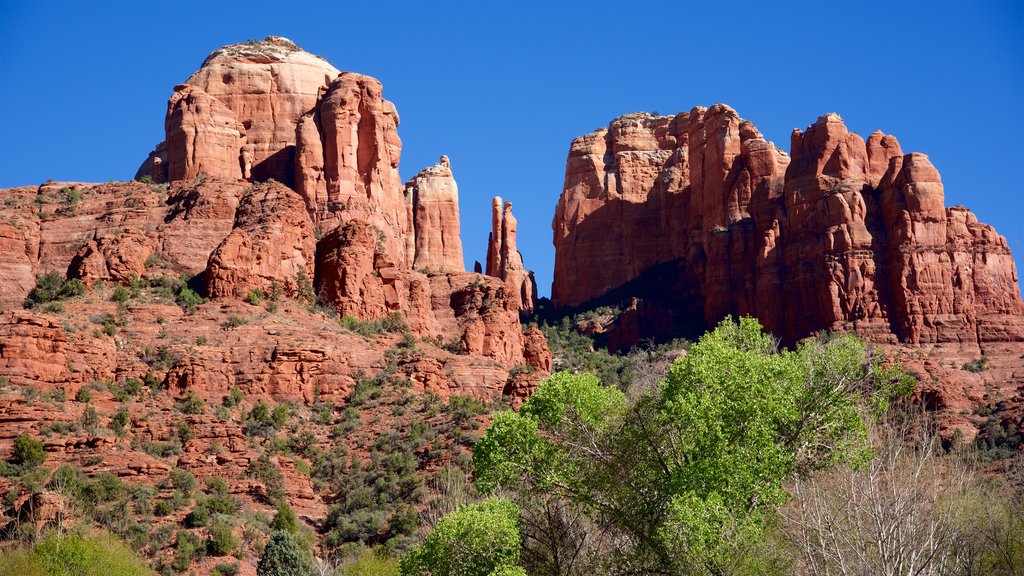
474,317,909,574
257,530,311,576
400,497,522,576
29,530,152,575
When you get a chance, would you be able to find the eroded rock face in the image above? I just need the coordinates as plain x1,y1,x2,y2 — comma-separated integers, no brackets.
552,107,1024,347
315,220,550,372
139,36,340,186
404,157,464,273
295,72,408,260
485,197,537,314
164,84,246,182
205,181,316,298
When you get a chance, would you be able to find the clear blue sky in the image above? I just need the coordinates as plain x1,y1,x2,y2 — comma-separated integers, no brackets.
1,1,1021,298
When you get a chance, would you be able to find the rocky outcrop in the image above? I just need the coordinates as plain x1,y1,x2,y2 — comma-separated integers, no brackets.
138,36,340,186
68,228,157,286
552,107,1024,347
485,197,537,314
295,72,408,261
404,156,464,273
163,84,246,182
315,220,550,372
205,181,316,298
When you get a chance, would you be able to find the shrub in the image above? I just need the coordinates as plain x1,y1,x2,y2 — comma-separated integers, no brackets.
110,285,131,303
247,452,285,501
80,406,100,432
257,530,311,576
271,500,299,534
206,476,230,495
179,393,206,415
24,272,87,308
222,315,248,328
11,434,47,467
176,285,205,314
213,561,241,576
245,289,264,306
400,498,522,576
296,271,315,305
223,386,244,408
170,467,197,495
110,409,131,436
27,530,151,576
207,519,238,556
962,356,989,373
172,530,205,572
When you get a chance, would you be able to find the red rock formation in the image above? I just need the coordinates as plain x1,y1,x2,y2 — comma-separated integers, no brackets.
163,84,246,182
139,36,340,186
552,107,1024,348
205,181,316,298
315,220,550,372
485,197,537,314
295,72,408,261
68,228,157,286
404,156,464,273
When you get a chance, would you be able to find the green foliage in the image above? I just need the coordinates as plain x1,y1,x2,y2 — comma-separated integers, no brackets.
962,356,989,373
539,316,632,387
179,393,206,415
172,530,204,572
212,561,241,576
271,499,299,534
175,285,205,314
24,271,87,309
169,467,197,495
222,315,248,328
244,401,287,437
401,498,522,576
474,317,908,574
257,530,311,576
247,452,285,502
296,270,316,305
12,433,47,467
110,285,131,303
341,312,407,337
223,385,245,408
79,403,99,430
207,519,238,556
337,546,400,576
245,289,264,306
139,344,178,371
21,530,153,576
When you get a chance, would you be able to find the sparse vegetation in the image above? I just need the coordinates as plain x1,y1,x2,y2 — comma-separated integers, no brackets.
963,356,989,372
24,271,87,309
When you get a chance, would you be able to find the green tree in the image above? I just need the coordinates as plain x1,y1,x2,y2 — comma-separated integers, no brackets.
12,433,47,467
257,530,311,576
29,530,152,575
400,497,522,576
271,500,299,534
474,317,908,574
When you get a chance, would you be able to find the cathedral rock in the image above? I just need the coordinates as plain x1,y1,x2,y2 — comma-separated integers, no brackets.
552,106,1024,348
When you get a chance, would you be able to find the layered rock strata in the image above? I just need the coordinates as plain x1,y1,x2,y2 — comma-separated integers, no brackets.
552,107,1024,347
138,36,340,186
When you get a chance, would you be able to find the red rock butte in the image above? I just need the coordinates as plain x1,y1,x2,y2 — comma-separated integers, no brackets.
552,106,1024,348
0,37,548,408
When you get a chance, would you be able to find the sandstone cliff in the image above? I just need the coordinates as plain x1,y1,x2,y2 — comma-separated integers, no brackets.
403,156,465,273
552,107,1024,348
137,36,340,186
